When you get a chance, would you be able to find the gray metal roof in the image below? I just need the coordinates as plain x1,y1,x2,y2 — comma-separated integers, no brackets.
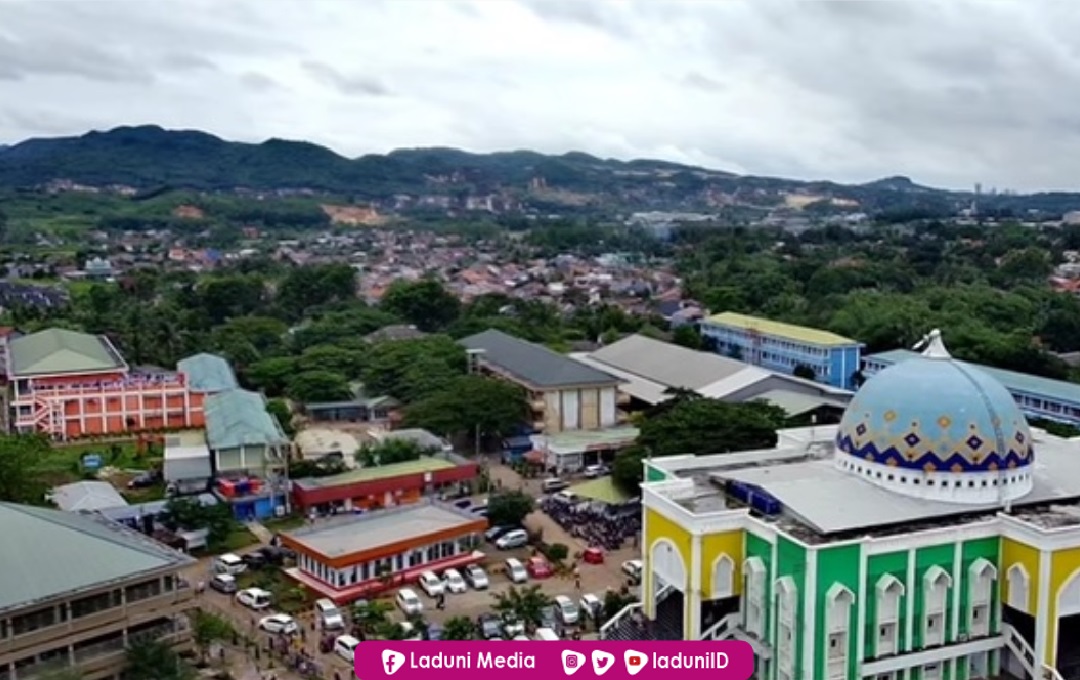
460,329,620,389
588,334,751,390
205,389,288,449
0,502,194,613
711,436,1080,535
570,352,671,405
752,389,850,417
285,502,478,557
8,328,126,377
50,481,128,512
177,353,239,393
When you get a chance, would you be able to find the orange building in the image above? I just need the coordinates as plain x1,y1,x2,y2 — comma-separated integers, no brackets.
281,501,488,604
4,329,219,439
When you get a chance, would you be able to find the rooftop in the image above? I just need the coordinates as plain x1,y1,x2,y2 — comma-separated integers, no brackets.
293,457,457,490
651,425,1080,543
177,353,239,393
866,348,1080,406
284,501,480,558
460,329,620,389
7,328,127,377
533,426,640,455
0,502,193,613
49,481,128,513
204,389,288,449
586,334,753,391
706,312,859,348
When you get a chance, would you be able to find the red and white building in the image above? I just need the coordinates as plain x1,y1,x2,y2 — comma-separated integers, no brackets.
4,328,212,439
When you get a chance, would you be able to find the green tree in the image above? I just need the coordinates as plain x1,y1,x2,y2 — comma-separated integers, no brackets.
124,638,195,680
191,610,234,662
671,325,701,350
0,434,50,503
160,498,236,550
353,600,394,634
403,375,529,443
285,370,352,402
358,439,430,467
265,398,295,437
246,356,298,396
362,335,466,401
441,616,477,640
487,491,535,527
277,263,358,320
380,279,461,332
492,585,553,627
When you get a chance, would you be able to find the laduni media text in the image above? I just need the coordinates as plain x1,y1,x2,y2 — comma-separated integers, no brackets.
354,641,754,680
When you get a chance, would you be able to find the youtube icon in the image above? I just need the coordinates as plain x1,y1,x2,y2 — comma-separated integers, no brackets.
623,650,648,676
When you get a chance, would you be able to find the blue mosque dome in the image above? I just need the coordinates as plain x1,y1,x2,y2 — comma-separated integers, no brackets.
835,330,1034,503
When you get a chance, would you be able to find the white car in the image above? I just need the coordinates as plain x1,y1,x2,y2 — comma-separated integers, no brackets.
442,568,467,594
334,635,360,662
622,559,644,582
213,553,246,575
554,595,579,625
236,588,272,610
418,570,445,597
258,614,298,635
396,587,424,615
579,593,603,620
584,464,609,478
464,564,489,590
496,529,529,550
398,621,423,641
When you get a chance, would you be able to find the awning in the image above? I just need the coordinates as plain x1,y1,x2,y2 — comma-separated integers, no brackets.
523,450,545,464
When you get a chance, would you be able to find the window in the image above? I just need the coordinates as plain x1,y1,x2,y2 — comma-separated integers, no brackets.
1007,563,1030,612
125,579,163,603
776,577,797,677
71,590,121,619
922,566,952,648
12,607,56,636
968,559,997,637
824,584,853,680
875,575,904,657
743,558,767,638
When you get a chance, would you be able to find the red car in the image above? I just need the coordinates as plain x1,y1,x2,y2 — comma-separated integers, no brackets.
527,556,553,579
583,547,604,564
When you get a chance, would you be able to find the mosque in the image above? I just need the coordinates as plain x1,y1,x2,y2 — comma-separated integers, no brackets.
617,331,1080,680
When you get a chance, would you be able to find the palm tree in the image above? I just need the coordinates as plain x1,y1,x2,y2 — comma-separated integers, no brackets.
354,599,394,634
441,616,477,640
125,638,195,680
491,585,553,627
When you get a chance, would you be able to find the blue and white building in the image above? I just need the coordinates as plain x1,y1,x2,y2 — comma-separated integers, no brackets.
864,348,1080,427
701,311,864,390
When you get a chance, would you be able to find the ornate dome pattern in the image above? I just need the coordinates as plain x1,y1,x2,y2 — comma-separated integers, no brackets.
836,337,1033,474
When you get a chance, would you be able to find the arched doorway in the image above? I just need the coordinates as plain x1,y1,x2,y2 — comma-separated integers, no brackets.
649,539,686,639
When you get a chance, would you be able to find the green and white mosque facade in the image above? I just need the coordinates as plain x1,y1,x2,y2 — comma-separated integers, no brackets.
610,331,1080,680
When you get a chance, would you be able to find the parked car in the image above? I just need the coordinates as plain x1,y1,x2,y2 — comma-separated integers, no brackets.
496,529,528,550
314,598,345,631
398,621,423,641
477,612,503,639
254,546,289,566
504,558,528,584
622,559,644,584
442,568,467,593
501,613,525,638
464,564,489,590
453,498,473,509
539,605,563,635
541,478,569,493
213,553,246,576
554,595,580,625
258,614,298,635
418,570,445,597
209,574,237,594
333,635,360,662
526,556,553,579
584,464,609,478
236,588,272,610
579,593,603,621
242,552,267,570
484,525,518,542
396,588,423,615
470,503,488,517
426,623,444,641
127,470,161,489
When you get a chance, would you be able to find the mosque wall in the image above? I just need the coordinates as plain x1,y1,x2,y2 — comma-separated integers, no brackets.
1000,537,1040,616
701,530,743,599
775,535,808,680
745,531,773,648
814,543,860,680
1047,545,1080,667
959,537,1001,639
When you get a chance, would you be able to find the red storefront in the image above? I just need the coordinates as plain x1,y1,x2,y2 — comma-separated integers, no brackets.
291,456,479,514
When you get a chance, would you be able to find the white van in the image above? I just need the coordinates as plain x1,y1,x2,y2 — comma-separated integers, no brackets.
541,478,569,494
534,627,560,641
505,558,528,584
213,553,246,575
334,635,361,662
314,598,344,631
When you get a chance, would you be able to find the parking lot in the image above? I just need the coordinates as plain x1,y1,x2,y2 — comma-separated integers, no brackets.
185,462,642,677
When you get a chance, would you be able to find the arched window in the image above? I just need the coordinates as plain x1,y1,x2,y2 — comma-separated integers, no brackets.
922,566,952,647
743,558,766,637
776,577,797,680
825,584,854,680
711,554,735,600
967,559,997,637
875,574,905,656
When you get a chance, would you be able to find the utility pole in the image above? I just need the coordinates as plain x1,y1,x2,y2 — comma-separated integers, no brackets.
466,348,486,458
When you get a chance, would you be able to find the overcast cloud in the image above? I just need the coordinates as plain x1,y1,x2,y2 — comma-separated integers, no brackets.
0,0,1078,190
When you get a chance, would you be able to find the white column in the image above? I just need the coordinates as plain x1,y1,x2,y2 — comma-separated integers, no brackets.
770,538,779,680
856,544,868,676
690,532,702,640
1036,549,1051,666
803,547,817,680
642,504,654,620
903,548,916,680
951,541,962,644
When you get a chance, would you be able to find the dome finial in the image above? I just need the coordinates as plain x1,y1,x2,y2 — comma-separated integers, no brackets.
914,329,951,359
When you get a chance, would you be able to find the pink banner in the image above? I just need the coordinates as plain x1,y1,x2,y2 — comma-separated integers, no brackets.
354,641,754,680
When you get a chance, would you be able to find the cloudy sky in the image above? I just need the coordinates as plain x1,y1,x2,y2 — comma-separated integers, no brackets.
0,0,1076,190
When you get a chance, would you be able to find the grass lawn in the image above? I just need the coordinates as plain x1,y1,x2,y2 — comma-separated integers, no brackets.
220,525,260,553
33,440,155,486
237,568,311,614
263,515,306,533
